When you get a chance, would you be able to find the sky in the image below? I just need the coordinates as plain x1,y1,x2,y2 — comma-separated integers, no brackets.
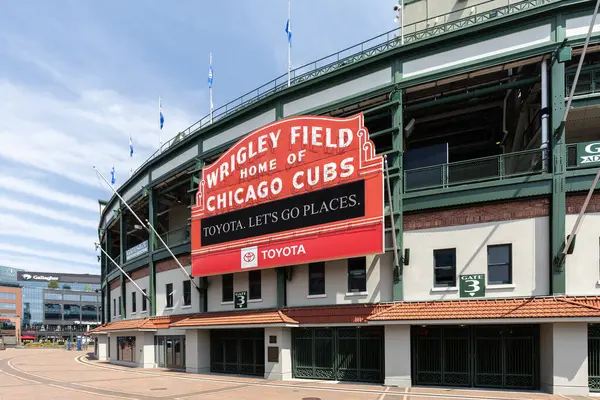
0,0,395,275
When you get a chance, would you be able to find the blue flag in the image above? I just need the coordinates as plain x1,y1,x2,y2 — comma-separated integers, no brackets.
285,19,292,46
129,134,133,158
159,96,164,130
110,166,116,185
208,62,213,89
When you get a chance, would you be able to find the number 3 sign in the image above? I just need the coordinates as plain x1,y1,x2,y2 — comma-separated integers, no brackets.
459,274,485,298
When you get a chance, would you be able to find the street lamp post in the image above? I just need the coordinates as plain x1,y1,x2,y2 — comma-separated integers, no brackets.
393,1,405,45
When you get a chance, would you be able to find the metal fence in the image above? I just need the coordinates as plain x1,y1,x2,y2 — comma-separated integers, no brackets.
404,149,544,192
156,225,190,250
134,0,558,175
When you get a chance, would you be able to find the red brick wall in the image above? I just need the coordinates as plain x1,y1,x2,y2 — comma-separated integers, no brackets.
566,192,600,214
109,278,120,291
404,193,600,231
404,198,550,230
131,266,150,280
156,255,191,274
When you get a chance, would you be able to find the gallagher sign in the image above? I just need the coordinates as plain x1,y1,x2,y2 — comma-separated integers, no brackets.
191,114,384,276
577,141,600,167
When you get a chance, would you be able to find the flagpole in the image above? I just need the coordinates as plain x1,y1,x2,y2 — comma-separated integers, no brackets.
93,166,201,292
95,243,152,304
400,0,405,45
209,53,214,123
287,0,291,88
158,95,162,151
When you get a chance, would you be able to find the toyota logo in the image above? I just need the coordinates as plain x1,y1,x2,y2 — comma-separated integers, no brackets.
243,252,256,262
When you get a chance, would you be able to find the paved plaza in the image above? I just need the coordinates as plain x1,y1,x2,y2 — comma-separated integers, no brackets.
0,348,592,400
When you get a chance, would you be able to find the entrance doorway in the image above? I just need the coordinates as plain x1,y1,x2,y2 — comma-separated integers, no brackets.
291,327,384,383
411,325,539,390
155,336,185,369
210,329,264,376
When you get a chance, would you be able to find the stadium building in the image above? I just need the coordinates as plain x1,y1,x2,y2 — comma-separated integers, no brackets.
92,0,600,395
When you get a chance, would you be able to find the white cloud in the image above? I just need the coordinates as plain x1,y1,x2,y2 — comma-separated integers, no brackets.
0,176,98,213
0,243,97,267
0,252,98,275
0,80,195,189
0,213,96,252
0,196,97,229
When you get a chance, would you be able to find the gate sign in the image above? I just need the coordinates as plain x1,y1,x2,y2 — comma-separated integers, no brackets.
577,141,600,167
459,274,485,298
235,291,248,309
191,114,384,276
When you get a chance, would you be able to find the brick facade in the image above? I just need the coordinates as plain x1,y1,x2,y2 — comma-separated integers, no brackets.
404,192,600,231
156,255,191,274
131,266,150,280
109,278,120,291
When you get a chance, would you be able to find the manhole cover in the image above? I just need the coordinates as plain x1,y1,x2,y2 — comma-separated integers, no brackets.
150,388,167,391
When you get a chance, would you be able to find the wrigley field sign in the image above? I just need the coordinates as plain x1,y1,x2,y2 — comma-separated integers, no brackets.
191,114,384,276
577,141,600,167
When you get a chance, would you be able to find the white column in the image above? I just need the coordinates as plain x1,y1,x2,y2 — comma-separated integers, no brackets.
264,327,292,380
141,332,155,368
96,335,108,361
384,325,411,387
540,323,589,395
185,329,210,374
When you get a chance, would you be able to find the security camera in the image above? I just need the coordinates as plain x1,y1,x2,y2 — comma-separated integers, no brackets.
393,4,401,11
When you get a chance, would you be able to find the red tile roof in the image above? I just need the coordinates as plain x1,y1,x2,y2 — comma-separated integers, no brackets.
366,296,600,322
171,309,296,328
285,304,388,324
91,296,600,332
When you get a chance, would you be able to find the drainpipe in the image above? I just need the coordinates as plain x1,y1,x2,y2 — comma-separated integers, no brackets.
541,58,549,171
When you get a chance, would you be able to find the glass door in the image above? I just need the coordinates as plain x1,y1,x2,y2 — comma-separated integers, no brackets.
166,338,174,367
156,336,165,367
174,338,182,368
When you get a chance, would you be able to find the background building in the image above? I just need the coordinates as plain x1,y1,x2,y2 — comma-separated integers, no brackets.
93,0,600,396
0,265,23,284
16,271,101,340
0,283,22,346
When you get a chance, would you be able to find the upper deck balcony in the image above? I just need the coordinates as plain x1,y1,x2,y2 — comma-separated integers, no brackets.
130,0,560,178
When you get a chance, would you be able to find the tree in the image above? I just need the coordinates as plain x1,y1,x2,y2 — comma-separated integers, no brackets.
48,280,59,289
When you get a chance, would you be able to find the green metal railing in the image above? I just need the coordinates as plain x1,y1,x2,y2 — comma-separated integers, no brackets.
156,225,190,250
566,65,600,97
404,149,544,192
135,0,558,174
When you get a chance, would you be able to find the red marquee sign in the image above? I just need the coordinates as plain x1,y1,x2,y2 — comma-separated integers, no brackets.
191,113,384,276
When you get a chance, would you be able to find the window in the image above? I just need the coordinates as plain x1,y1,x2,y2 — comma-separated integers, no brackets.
113,299,116,316
308,262,325,295
81,295,98,302
44,303,62,320
347,257,367,293
142,289,147,312
131,291,137,313
166,283,174,308
434,248,456,287
0,293,16,300
183,281,191,306
63,294,80,301
44,292,62,300
487,244,512,285
222,274,233,302
0,303,16,310
249,270,261,300
118,296,122,316
117,336,136,362
63,304,81,320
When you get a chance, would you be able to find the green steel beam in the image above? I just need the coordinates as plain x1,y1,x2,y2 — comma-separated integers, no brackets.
120,273,126,318
405,77,540,113
148,188,158,316
551,19,567,294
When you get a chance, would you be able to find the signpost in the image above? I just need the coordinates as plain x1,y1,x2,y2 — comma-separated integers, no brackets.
234,291,248,309
191,113,384,276
459,274,485,298
576,141,600,167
